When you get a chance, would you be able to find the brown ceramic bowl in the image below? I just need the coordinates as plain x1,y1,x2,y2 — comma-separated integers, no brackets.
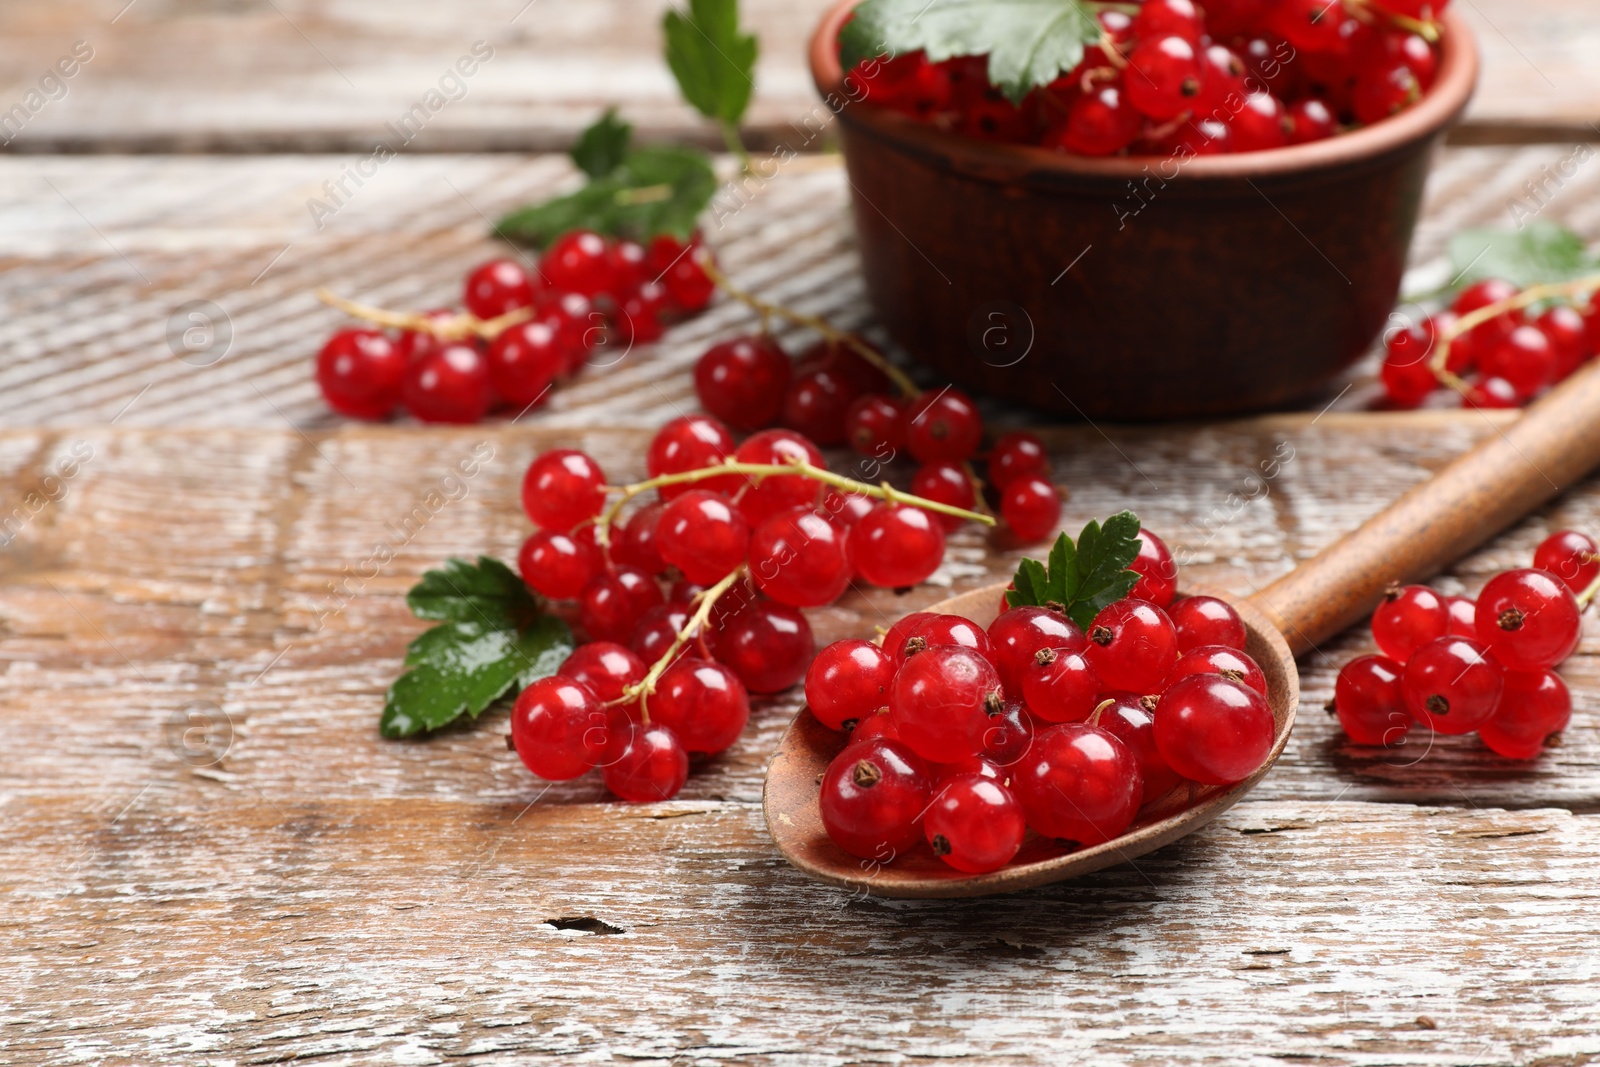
809,4,1479,420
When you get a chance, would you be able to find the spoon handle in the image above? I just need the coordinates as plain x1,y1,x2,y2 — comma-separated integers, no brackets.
1246,358,1600,658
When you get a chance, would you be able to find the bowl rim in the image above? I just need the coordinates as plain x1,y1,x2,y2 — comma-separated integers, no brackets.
808,0,1479,183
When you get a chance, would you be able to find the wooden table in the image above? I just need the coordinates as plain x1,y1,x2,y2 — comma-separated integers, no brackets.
4,4,1600,1065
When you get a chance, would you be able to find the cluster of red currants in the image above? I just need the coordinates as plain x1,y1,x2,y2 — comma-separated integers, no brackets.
847,0,1444,157
1382,279,1600,410
1330,529,1595,758
809,532,1280,874
693,335,1062,541
315,229,715,424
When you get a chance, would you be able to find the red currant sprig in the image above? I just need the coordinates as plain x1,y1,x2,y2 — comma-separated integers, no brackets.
1425,273,1600,401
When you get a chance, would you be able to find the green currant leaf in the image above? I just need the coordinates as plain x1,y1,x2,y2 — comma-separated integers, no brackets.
1447,222,1600,293
495,144,716,248
663,0,759,127
570,108,633,179
1004,512,1144,628
381,559,574,739
840,0,1100,104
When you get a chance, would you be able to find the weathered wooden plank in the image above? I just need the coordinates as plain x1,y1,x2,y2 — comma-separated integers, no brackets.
2,418,1598,814
3,796,1599,1065
0,0,1588,153
0,145,1595,430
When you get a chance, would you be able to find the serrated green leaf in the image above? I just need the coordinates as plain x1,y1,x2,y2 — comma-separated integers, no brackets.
1447,222,1600,293
495,145,716,248
663,0,758,126
841,0,1100,103
1005,512,1145,628
1045,530,1073,606
571,108,633,179
408,556,536,628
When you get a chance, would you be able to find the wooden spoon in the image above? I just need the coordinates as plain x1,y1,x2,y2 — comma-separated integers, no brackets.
764,360,1600,898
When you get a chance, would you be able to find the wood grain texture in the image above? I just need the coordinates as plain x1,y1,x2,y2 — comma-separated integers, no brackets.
1,144,1598,431
0,0,1589,153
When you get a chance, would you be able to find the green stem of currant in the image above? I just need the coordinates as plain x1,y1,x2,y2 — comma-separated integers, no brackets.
317,288,533,342
1428,273,1600,395
698,256,922,399
720,120,753,174
620,566,747,721
1576,570,1600,611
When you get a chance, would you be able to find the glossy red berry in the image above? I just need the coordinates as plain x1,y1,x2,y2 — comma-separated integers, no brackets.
393,308,456,364
1332,654,1410,746
844,393,908,457
540,230,615,298
880,612,937,670
1381,318,1439,408
747,507,851,607
1085,598,1179,693
850,708,900,745
1169,645,1267,696
1401,636,1504,734
733,429,826,526
1045,82,1142,156
629,601,692,667
602,722,689,802
1480,324,1556,398
1474,567,1582,671
820,738,932,861
1196,44,1248,114
578,566,664,643
806,639,895,731
1128,529,1178,607
1288,97,1338,143
650,236,716,312
889,645,1003,763
1445,595,1477,637
1096,693,1182,804
1273,0,1352,54
910,462,976,532
781,366,857,446
518,530,600,600
1136,0,1205,43
1230,91,1292,152
981,699,1036,767
656,490,750,585
1022,646,1101,723
1015,723,1142,846
1170,595,1247,652
1536,305,1590,381
899,613,997,669
1478,669,1571,760
539,292,603,375
1352,61,1420,125
510,676,606,780
1534,530,1600,594
714,598,814,694
651,658,751,753
1126,36,1203,121
694,335,790,431
402,343,492,424
464,258,539,320
647,414,737,501
988,431,1048,490
1464,375,1520,410
854,504,946,588
613,280,668,344
522,449,607,531
925,774,1026,873
1154,674,1275,785
1371,584,1449,662
613,501,667,574
559,642,646,705
988,606,1085,696
317,328,405,419
1000,474,1060,543
486,320,564,408
1453,278,1520,325
902,388,983,463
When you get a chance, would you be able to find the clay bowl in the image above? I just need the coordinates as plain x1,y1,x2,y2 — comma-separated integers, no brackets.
764,585,1297,898
809,2,1480,420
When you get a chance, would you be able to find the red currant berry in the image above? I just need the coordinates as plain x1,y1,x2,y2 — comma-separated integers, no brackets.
694,335,791,431
1377,29,1438,88
988,606,1085,695
1096,692,1182,804
522,449,607,531
925,774,1026,874
889,645,1003,763
578,566,664,643
608,239,647,294
1044,82,1142,156
733,429,826,527
899,613,997,668
910,462,976,532
1128,529,1178,607
1534,530,1600,594
982,698,1036,767
317,328,405,419
850,708,900,744
1331,654,1409,746
1015,723,1142,846
1154,674,1275,785
486,320,564,408
1474,567,1582,671
806,639,895,731
1453,278,1521,325
781,367,858,446
1288,97,1338,143
613,501,667,574
819,738,932,860
394,308,455,364
1381,318,1440,408
652,658,751,753
647,414,738,501
463,258,539,320
1445,595,1477,637
820,488,876,534
518,530,600,600
629,601,693,668
844,393,908,457
1136,0,1205,43
1022,646,1101,723
1272,0,1353,53
1463,375,1519,410
1196,43,1248,113
1371,583,1449,662
510,676,605,780
1535,305,1590,381
559,641,646,704
988,431,1048,490
602,722,689,801
902,388,983,464
747,507,852,607
1169,644,1268,696
1085,598,1179,693
1352,61,1420,125
1231,91,1293,152
540,230,615,297
402,343,492,424
612,281,669,345
649,236,716,312
1401,636,1503,734
1478,669,1571,760
854,504,947,588
799,338,893,396
1001,474,1061,543
1480,324,1556,398
1126,36,1203,121
539,292,604,375
657,490,750,585
1170,595,1247,652
714,598,814,694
